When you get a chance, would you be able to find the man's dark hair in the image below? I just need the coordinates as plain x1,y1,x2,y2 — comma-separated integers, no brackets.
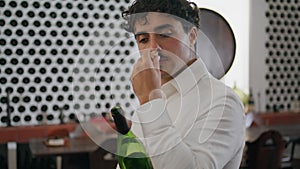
122,0,200,33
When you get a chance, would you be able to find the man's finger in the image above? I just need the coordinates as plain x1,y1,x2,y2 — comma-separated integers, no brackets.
140,49,152,65
152,54,160,70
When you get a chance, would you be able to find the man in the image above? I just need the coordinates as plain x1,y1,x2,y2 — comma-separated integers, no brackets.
118,0,245,168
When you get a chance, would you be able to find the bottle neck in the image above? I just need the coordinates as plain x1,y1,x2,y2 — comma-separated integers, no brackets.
115,115,130,135
111,108,130,135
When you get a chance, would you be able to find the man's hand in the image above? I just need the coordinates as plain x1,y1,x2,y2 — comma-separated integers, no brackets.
131,49,162,105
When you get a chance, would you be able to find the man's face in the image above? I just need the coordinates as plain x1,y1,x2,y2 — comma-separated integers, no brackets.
133,12,197,84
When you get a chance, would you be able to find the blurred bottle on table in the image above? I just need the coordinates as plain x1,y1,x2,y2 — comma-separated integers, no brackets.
246,87,255,114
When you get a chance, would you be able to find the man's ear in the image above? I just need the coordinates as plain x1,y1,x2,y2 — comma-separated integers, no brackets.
189,27,198,48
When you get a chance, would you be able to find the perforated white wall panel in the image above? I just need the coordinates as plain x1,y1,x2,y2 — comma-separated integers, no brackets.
250,0,300,112
0,0,138,126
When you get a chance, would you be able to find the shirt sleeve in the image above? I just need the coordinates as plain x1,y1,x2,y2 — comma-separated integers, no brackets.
135,96,245,169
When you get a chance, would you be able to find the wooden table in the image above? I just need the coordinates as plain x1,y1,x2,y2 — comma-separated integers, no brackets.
246,112,300,142
29,133,118,169
0,123,77,144
0,120,118,169
246,124,300,142
250,112,300,127
29,137,98,157
0,123,77,169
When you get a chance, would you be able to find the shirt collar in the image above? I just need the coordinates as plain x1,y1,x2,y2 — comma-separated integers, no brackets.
161,58,209,96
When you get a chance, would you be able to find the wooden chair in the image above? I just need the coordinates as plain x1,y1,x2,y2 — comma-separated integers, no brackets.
245,130,286,169
281,137,300,169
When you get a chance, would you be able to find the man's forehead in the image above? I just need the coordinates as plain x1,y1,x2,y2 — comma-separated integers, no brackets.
133,12,182,33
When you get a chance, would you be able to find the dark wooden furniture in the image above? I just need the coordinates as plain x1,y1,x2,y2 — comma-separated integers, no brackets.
29,135,118,169
251,112,300,127
246,112,300,142
246,123,300,169
29,137,98,157
246,130,286,169
0,123,77,144
0,121,118,169
246,124,300,143
281,137,300,169
0,123,78,169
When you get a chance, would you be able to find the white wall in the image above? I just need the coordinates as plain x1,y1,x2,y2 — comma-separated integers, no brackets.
192,0,250,93
249,0,269,112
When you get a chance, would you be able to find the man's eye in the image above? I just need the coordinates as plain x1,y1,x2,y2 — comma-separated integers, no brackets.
139,38,148,43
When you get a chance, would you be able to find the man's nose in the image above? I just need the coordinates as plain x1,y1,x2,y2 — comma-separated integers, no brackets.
149,36,161,49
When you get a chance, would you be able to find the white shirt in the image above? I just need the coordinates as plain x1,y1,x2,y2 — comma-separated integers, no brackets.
118,59,245,169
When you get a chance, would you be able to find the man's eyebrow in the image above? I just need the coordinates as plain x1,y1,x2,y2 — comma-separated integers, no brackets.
134,24,174,38
154,24,174,32
134,32,147,38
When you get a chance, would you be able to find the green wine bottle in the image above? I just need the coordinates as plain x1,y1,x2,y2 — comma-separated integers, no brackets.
111,106,153,169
